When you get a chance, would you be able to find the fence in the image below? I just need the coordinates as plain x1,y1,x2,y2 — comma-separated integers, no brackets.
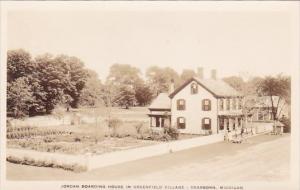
87,133,224,170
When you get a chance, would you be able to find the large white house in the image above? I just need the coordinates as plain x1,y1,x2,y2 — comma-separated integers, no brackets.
148,70,244,135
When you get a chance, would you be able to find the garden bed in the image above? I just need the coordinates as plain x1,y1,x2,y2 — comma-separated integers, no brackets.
7,136,159,155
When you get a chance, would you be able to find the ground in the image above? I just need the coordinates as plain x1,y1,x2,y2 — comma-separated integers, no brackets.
7,134,290,181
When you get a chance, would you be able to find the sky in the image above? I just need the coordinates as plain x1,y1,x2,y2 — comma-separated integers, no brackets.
7,8,295,81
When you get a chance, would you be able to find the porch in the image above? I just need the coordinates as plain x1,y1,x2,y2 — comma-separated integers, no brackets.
148,111,171,129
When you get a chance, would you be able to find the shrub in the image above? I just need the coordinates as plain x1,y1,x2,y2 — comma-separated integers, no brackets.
164,127,179,140
43,136,55,143
146,129,171,141
74,137,81,142
134,122,144,134
107,117,122,137
6,155,87,172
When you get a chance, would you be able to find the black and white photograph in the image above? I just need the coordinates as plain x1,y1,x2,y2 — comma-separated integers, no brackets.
0,1,299,190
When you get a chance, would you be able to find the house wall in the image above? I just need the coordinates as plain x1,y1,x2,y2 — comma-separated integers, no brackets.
171,81,218,135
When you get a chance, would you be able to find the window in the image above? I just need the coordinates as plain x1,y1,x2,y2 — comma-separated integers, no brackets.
177,117,186,129
232,98,236,110
219,99,224,111
202,118,211,130
258,112,264,120
238,118,241,127
238,98,242,109
226,99,230,110
155,117,160,127
202,99,211,111
219,118,224,130
232,118,236,130
177,99,186,110
225,118,229,131
191,83,198,94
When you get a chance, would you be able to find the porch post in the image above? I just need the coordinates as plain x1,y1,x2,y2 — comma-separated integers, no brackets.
217,117,220,134
229,118,233,131
235,117,239,128
224,118,228,131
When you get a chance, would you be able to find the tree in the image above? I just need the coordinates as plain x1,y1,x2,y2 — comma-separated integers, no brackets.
78,70,103,107
146,66,180,96
223,76,245,92
7,49,99,117
106,64,141,87
257,75,291,130
34,54,67,113
7,49,46,116
106,64,142,108
114,85,136,109
134,81,153,106
7,49,35,82
7,77,35,118
180,69,196,83
53,55,88,108
34,54,89,113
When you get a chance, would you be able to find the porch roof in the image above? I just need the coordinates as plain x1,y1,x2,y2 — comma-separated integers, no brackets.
149,93,171,110
148,111,171,116
218,112,244,117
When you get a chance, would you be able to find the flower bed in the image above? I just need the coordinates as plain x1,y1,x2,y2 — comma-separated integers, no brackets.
7,136,158,155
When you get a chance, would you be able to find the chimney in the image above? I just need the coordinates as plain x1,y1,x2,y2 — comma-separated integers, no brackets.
169,79,175,94
211,69,217,80
197,67,203,79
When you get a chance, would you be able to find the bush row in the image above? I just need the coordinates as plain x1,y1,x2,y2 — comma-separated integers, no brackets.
7,126,36,132
7,128,69,139
7,139,82,154
6,155,87,172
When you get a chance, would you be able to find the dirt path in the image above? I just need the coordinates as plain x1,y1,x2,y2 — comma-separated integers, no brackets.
6,134,290,181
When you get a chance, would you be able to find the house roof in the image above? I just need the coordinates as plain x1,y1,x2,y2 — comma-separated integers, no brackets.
149,93,171,110
169,77,243,98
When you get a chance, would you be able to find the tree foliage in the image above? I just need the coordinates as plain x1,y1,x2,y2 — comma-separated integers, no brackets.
106,64,153,108
134,81,153,106
7,49,96,117
7,77,35,118
146,66,180,96
223,76,245,92
257,75,291,121
180,69,196,83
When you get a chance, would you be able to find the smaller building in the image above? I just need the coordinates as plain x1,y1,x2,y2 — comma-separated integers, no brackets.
252,96,286,121
148,93,171,129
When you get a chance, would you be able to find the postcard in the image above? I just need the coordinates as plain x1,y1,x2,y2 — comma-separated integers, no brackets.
0,1,299,190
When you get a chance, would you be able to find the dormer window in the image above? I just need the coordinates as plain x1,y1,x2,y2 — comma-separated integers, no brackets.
191,83,198,94
177,99,186,110
202,99,211,111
